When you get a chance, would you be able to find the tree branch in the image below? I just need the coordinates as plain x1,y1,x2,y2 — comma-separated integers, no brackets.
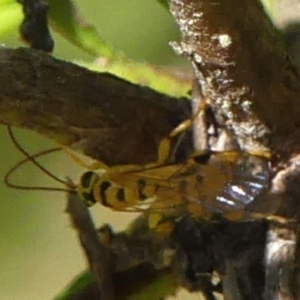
170,0,300,160
0,47,190,166
168,1,300,299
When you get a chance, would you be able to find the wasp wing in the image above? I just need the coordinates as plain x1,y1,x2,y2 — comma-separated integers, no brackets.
103,154,274,222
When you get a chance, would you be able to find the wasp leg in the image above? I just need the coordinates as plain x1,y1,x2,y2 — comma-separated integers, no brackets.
64,118,197,171
65,146,159,174
246,150,272,159
62,146,110,170
157,99,208,165
65,95,210,171
63,146,160,173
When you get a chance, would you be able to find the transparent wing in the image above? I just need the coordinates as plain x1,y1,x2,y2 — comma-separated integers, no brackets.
101,153,273,221
185,154,273,220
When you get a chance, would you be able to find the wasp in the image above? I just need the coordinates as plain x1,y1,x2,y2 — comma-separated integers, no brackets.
4,103,284,300
4,102,279,233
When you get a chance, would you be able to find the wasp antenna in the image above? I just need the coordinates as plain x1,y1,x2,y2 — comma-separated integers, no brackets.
6,126,72,189
4,147,71,192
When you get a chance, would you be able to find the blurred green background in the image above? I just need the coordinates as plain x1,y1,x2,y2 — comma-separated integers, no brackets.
0,0,298,299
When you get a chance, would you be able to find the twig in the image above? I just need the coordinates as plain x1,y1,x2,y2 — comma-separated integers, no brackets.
66,185,114,300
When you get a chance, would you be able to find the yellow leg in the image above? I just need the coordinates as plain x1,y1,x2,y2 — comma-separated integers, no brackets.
247,150,272,159
62,146,110,170
63,145,153,173
64,98,208,171
157,99,208,165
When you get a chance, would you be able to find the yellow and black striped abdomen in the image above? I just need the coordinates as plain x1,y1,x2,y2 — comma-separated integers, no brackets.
78,171,161,211
78,153,275,223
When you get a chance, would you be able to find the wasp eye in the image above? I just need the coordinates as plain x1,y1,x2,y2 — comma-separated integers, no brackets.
80,171,95,188
79,172,99,207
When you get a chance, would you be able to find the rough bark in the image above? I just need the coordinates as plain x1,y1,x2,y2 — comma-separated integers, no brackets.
168,1,300,300
170,0,300,161
0,47,190,166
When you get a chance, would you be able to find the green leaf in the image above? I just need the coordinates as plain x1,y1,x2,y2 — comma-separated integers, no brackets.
53,271,93,300
128,273,177,300
260,0,277,18
53,269,177,300
47,0,189,97
0,0,16,5
78,59,190,98
0,1,22,36
48,0,116,59
156,0,169,10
